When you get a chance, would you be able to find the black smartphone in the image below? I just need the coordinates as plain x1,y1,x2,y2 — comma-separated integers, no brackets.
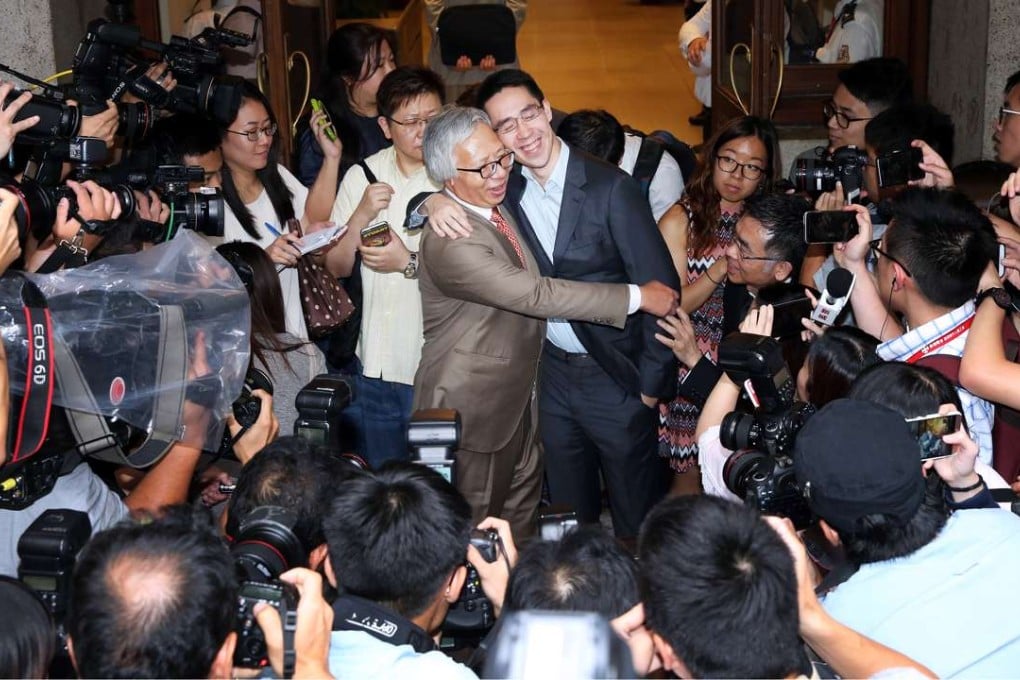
876,146,925,187
770,296,813,340
803,210,859,244
905,412,962,460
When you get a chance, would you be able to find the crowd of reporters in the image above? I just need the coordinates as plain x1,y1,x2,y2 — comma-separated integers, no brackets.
0,5,1019,678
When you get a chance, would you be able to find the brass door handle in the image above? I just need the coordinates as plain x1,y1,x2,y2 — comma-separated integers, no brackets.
728,42,751,115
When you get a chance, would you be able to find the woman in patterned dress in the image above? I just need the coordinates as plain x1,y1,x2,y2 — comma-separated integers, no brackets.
656,116,781,494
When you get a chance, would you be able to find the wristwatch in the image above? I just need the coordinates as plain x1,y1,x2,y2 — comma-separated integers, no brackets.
403,251,419,279
975,287,1015,311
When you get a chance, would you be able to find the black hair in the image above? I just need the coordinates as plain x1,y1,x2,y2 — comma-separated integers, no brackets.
882,187,998,308
475,68,546,111
685,116,781,256
376,66,446,121
865,103,955,166
67,506,236,679
804,326,881,407
504,526,639,619
837,57,914,115
148,113,222,165
1005,69,1020,95
226,436,363,553
557,109,626,165
743,192,811,275
638,495,809,679
322,462,472,619
218,80,296,240
849,361,965,419
317,22,397,165
0,576,55,678
216,242,304,374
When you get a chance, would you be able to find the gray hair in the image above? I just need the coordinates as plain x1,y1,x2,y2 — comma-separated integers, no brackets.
423,105,492,183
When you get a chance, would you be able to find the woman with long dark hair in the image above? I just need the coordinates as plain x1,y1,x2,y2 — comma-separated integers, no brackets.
217,242,326,433
217,81,340,340
657,115,781,493
295,23,397,185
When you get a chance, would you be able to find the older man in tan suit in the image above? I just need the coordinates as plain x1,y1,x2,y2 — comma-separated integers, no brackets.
413,106,678,537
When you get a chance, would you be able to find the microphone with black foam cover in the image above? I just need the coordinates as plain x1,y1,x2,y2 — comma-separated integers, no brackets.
810,267,855,326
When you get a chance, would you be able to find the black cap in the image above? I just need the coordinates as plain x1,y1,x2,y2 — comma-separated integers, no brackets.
793,399,924,533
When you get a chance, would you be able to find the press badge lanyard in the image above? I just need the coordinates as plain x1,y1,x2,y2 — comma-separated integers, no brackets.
904,316,974,364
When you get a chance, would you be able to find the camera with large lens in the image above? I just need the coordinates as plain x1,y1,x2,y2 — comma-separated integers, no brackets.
717,333,815,528
230,505,304,675
792,145,868,200
2,137,134,248
444,529,500,635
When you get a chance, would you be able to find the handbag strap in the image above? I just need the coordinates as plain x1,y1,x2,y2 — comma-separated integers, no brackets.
357,159,378,185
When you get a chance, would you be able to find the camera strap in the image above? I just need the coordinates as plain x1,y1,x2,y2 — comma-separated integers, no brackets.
332,595,437,655
8,278,55,463
54,304,189,468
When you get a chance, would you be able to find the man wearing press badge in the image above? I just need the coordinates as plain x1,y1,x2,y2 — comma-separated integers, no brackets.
815,0,884,65
833,187,998,462
413,106,678,538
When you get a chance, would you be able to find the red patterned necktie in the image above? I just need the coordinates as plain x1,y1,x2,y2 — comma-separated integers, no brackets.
490,207,526,269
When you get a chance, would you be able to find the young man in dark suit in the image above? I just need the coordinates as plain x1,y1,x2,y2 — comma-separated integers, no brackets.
472,69,682,539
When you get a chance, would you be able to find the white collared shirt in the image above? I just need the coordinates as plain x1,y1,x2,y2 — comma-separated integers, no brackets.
520,141,590,353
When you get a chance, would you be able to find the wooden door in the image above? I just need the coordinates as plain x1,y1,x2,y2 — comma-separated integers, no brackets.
259,0,336,161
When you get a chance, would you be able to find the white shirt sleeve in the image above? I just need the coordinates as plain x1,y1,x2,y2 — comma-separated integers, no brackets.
699,425,742,502
648,151,685,222
679,0,712,54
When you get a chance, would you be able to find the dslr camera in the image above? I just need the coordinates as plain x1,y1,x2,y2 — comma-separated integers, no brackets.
444,528,501,635
717,333,815,528
792,145,868,201
229,506,305,675
408,408,460,485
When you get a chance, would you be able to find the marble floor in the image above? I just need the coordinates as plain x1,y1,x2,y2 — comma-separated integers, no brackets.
516,0,704,146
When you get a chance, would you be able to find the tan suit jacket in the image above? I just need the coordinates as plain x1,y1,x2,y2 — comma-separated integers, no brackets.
412,203,630,453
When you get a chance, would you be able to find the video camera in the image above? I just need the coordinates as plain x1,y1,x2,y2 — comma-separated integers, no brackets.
72,17,249,124
717,333,815,528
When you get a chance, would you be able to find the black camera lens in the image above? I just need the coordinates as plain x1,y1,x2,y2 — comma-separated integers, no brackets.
722,448,770,499
173,189,225,238
6,90,81,142
720,411,759,452
116,102,154,141
792,158,836,194
230,506,307,583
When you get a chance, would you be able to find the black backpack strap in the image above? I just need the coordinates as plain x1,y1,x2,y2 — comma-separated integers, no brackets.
631,136,664,198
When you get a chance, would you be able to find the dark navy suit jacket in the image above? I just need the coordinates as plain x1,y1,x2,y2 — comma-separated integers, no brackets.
502,145,681,399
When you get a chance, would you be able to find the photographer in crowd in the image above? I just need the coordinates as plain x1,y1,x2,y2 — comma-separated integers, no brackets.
321,462,516,678
791,399,1020,675
66,505,333,679
638,494,936,679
